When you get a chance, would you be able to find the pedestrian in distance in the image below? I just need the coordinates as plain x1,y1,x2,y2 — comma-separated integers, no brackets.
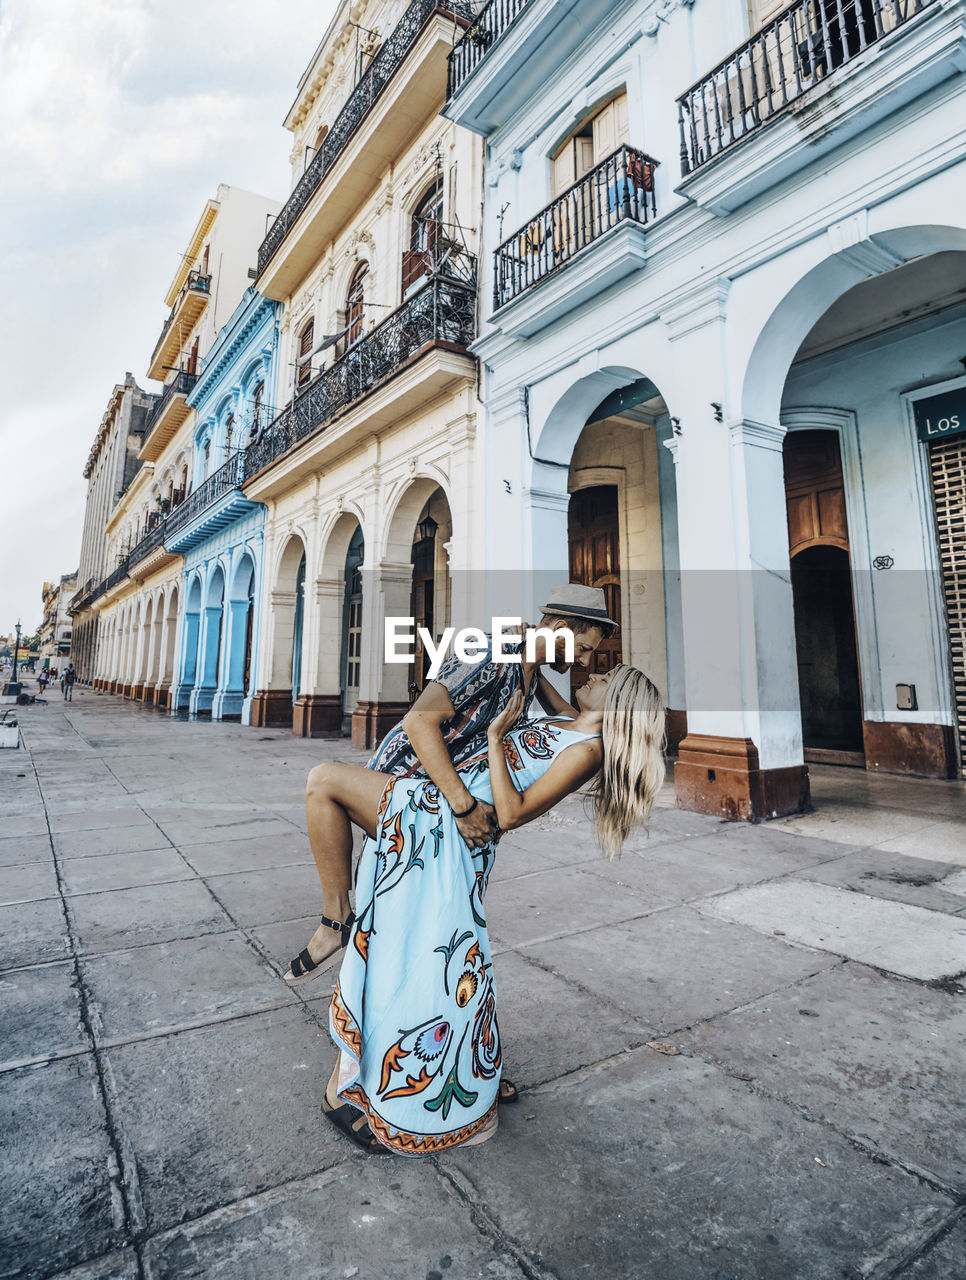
36,670,47,695
63,666,76,701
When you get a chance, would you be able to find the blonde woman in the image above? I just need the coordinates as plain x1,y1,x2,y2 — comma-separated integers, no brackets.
324,664,665,1155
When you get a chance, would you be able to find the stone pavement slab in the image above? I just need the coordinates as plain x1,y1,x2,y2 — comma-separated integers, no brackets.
0,857,59,904
82,932,296,1042
0,896,70,969
105,1004,338,1233
490,949,653,1089
48,807,158,834
52,824,171,859
679,960,966,1189
150,812,296,848
444,1049,956,1280
528,906,840,1034
794,847,966,915
1,1055,127,1279
874,819,966,865
46,1250,140,1280
144,1162,531,1280
68,879,234,954
201,862,334,927
699,880,966,980
0,833,53,865
0,961,87,1069
175,830,310,876
900,1214,966,1277
59,847,193,896
486,864,661,949
0,813,49,839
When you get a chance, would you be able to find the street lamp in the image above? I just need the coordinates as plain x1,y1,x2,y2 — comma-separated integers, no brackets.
3,619,22,697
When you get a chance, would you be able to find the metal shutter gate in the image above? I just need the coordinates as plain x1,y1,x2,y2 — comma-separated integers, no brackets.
928,436,966,778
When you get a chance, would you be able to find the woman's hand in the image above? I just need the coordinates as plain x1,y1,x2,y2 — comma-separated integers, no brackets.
487,690,524,742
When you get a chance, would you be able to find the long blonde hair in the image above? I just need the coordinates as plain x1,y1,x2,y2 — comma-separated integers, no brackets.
590,664,666,859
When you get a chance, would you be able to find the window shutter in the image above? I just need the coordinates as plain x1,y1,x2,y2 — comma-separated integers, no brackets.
748,0,787,29
592,93,628,164
551,142,577,197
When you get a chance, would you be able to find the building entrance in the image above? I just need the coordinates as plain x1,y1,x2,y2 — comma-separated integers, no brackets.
784,430,864,762
567,484,622,690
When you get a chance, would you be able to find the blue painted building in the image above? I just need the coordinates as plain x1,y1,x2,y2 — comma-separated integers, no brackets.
168,288,280,723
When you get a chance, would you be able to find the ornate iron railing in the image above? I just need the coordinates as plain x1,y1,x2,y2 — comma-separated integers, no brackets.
101,559,130,595
257,0,474,277
68,578,98,616
145,369,199,429
127,520,168,569
678,0,936,173
149,275,211,370
447,0,530,98
494,146,658,308
164,451,247,538
247,275,476,476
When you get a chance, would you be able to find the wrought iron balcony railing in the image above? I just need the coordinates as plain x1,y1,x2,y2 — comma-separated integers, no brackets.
127,520,168,569
146,369,199,429
494,146,658,308
678,0,936,174
68,578,98,616
102,559,130,595
247,275,476,476
447,0,531,98
257,0,474,278
164,451,248,538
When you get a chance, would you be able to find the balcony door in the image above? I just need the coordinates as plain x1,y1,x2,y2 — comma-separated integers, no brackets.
567,485,622,691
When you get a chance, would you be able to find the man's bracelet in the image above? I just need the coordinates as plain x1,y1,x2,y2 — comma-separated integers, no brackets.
452,797,478,819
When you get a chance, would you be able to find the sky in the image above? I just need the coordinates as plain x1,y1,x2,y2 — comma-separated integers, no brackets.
0,0,339,636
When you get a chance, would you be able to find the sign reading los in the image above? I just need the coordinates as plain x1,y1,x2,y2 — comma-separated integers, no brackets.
914,388,966,442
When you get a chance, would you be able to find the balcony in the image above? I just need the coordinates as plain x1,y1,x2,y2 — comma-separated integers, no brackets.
443,0,615,135
164,452,258,553
147,272,211,382
491,146,658,337
256,0,473,300
676,0,955,215
245,275,476,484
139,370,199,462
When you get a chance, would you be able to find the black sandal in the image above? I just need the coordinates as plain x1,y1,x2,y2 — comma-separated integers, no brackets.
284,912,355,987
499,1078,519,1105
322,1095,391,1154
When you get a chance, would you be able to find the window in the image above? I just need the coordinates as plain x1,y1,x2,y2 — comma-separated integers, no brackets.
203,439,211,477
551,91,629,197
225,414,234,457
252,381,264,435
403,178,444,295
297,319,314,391
346,263,368,347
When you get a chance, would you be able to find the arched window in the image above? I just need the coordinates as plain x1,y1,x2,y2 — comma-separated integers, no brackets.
297,319,314,391
346,263,368,346
203,439,211,478
225,414,234,458
252,381,264,430
403,178,444,295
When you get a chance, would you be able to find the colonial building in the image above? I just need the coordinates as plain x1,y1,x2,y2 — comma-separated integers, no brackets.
444,0,966,816
167,287,279,721
39,574,77,671
243,0,481,746
68,375,156,684
91,185,279,708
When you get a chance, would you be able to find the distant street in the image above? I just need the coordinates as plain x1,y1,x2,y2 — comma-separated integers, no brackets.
2,681,965,1279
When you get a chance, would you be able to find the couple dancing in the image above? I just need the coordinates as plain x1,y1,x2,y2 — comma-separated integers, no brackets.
283,585,665,1156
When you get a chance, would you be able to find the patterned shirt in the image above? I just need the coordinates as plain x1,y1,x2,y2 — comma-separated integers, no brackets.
367,635,539,778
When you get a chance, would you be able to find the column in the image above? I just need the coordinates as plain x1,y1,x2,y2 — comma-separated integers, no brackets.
293,576,343,737
351,560,413,751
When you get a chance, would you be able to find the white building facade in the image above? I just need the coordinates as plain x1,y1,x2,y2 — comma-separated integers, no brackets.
444,0,966,817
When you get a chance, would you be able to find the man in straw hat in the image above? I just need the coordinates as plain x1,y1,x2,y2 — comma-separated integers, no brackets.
283,584,617,990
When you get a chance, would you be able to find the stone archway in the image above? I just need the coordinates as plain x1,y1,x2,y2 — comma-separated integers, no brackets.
191,566,226,715
251,534,307,729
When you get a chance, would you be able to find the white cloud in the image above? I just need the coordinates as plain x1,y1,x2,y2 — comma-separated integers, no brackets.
0,0,338,628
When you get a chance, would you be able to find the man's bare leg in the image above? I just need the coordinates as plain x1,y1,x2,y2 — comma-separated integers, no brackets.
288,762,390,973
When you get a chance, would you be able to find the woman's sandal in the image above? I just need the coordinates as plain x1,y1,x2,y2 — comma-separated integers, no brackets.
284,912,355,987
498,1078,519,1105
322,1093,392,1155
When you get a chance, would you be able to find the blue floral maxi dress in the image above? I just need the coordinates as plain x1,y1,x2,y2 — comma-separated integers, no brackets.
330,720,599,1156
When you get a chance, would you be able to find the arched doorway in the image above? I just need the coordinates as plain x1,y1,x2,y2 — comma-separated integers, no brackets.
341,526,364,733
216,553,256,721
292,551,306,702
408,491,452,702
173,577,202,711
784,429,863,763
192,566,225,715
251,534,307,729
567,485,622,691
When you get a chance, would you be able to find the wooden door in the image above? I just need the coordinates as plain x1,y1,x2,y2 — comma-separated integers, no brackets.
567,485,622,691
409,536,435,701
784,430,863,758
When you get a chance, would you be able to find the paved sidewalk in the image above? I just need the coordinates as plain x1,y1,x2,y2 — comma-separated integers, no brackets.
2,682,965,1280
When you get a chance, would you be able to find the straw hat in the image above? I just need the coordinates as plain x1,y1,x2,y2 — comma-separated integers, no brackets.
539,584,617,627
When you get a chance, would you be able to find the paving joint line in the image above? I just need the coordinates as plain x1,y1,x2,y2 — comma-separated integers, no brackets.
430,1161,562,1280
28,748,150,1280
